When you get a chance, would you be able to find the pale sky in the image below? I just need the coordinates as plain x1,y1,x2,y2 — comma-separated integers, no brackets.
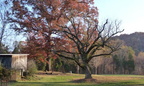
95,0,144,34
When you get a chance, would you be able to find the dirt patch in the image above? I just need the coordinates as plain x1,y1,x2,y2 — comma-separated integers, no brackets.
37,71,70,76
71,78,99,83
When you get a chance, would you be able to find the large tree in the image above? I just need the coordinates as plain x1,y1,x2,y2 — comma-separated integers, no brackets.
8,0,95,71
54,18,123,79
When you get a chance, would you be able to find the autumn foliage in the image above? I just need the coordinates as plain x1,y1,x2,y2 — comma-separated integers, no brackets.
7,0,123,79
9,0,96,58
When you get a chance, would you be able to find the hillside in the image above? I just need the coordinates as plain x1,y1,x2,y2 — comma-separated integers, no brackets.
114,32,144,54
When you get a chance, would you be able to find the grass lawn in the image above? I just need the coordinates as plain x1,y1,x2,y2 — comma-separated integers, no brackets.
8,72,144,86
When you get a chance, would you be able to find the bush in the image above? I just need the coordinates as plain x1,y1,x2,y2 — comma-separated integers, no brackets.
0,65,11,80
36,61,46,71
24,60,37,79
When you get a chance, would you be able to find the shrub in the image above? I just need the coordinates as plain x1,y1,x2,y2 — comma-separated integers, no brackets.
36,61,46,71
0,65,11,80
24,60,37,79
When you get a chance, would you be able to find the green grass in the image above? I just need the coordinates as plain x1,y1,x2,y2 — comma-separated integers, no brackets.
8,73,144,86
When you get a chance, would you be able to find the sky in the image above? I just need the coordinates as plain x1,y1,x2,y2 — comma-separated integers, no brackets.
95,0,144,34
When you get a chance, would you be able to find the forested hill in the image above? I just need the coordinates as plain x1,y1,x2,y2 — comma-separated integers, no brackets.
114,32,144,54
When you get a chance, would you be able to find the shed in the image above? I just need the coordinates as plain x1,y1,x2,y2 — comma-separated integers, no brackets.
0,54,28,71
0,54,28,81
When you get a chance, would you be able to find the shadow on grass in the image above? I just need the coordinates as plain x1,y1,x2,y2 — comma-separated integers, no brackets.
104,82,144,86
129,84,144,86
9,81,144,86
9,82,96,86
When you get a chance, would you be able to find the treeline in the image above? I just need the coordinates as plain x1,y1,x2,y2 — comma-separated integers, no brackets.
86,32,144,75
48,39,144,75
53,41,144,75
31,39,144,75
115,32,144,54
1,35,144,75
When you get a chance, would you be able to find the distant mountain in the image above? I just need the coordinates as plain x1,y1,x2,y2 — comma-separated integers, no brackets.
114,32,144,54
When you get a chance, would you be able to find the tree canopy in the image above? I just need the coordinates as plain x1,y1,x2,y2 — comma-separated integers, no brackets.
5,0,123,79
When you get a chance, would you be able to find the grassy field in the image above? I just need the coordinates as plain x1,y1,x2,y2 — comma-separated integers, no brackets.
7,72,144,86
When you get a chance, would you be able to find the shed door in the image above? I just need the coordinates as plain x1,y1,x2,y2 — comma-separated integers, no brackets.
0,55,12,69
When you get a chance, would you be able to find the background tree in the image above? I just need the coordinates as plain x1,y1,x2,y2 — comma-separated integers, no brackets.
112,45,135,74
0,1,7,45
89,39,136,75
114,32,144,55
0,44,9,54
88,39,122,74
12,41,25,54
0,0,22,53
135,52,144,75
0,0,9,53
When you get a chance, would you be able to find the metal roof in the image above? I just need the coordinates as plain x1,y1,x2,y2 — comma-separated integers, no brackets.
0,54,29,56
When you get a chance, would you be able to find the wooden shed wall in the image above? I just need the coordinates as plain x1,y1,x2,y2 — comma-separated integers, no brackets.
11,55,27,71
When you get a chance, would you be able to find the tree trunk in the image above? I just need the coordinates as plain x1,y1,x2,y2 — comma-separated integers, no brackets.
48,58,52,71
45,58,52,72
84,66,92,79
77,65,80,74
